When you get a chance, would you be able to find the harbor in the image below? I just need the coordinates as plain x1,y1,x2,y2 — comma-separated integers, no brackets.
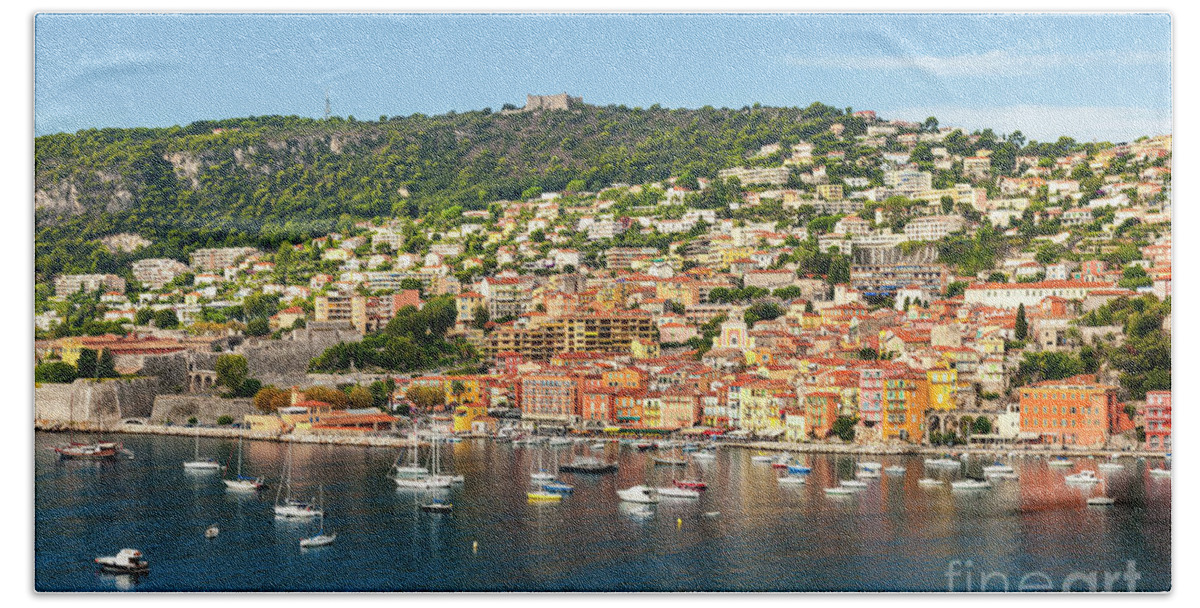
36,431,1171,592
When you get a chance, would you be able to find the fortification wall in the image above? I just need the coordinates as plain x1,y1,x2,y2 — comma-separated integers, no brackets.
149,395,256,425
34,377,162,425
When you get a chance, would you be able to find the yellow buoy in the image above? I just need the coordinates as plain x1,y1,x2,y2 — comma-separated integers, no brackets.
676,518,682,529
472,540,478,554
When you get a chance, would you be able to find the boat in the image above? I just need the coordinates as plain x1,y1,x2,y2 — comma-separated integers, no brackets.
559,456,618,474
617,485,660,504
183,427,222,471
420,498,453,513
636,443,656,451
1098,462,1124,471
55,441,122,460
950,478,991,491
923,457,960,467
527,490,564,502
205,524,219,539
884,465,906,475
824,486,856,496
918,478,943,487
1065,470,1101,484
223,436,266,491
95,548,149,574
541,481,574,494
392,432,454,489
299,486,336,548
653,455,688,466
548,437,573,447
777,475,807,485
530,445,557,481
786,464,812,475
691,450,717,461
771,453,792,469
590,442,606,450
858,461,883,471
840,480,869,489
855,466,881,479
274,443,322,519
1048,457,1075,467
1149,468,1172,478
750,453,774,463
672,457,707,490
1087,496,1116,506
656,486,701,498
982,461,1015,474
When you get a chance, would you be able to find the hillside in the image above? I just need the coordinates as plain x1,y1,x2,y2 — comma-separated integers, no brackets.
34,102,859,282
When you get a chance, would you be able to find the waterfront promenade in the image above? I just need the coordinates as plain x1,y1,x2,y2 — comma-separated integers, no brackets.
34,419,1169,459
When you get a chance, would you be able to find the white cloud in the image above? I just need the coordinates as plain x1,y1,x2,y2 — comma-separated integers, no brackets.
883,105,1171,142
784,49,1166,77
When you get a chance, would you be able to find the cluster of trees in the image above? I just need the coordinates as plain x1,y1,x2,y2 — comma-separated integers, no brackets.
253,379,398,413
214,354,261,398
308,297,474,373
34,348,119,383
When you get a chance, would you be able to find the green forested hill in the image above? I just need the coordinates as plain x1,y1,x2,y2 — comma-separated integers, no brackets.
34,102,859,282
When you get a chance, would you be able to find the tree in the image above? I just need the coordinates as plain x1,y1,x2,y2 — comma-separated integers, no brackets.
134,308,154,325
922,116,939,133
303,386,351,408
215,354,249,391
246,317,271,337
216,415,234,425
406,385,446,411
253,385,291,412
153,308,179,329
471,305,490,330
987,272,1008,283
35,361,77,383
858,347,878,361
347,385,373,409
96,349,118,378
369,379,394,411
832,416,858,442
1015,303,1028,341
232,378,262,398
76,348,98,379
450,380,467,403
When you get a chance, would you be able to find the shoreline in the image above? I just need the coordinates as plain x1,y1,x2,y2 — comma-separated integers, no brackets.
34,420,1170,459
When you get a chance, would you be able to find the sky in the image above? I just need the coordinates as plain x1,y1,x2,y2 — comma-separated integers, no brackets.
34,13,1171,142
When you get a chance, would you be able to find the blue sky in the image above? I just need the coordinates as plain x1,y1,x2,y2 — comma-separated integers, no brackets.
34,13,1171,142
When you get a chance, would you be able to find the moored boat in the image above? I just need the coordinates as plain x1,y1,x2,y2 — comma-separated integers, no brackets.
656,486,700,499
617,485,660,504
95,548,149,574
918,478,943,487
527,490,563,502
950,478,991,491
1065,470,1101,484
777,475,806,485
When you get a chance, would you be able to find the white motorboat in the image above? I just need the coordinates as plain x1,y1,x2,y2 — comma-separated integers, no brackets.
656,486,701,499
855,468,881,479
840,480,868,489
205,525,219,539
392,432,456,489
1149,468,1172,478
824,486,856,496
1098,462,1124,471
750,454,774,463
858,462,883,471
777,475,807,485
982,462,1015,475
223,436,265,491
95,548,149,574
691,450,717,461
1048,457,1075,467
1087,496,1116,506
918,478,943,487
884,466,906,475
548,437,573,447
617,485,660,504
1065,470,1101,484
924,457,960,467
951,479,991,491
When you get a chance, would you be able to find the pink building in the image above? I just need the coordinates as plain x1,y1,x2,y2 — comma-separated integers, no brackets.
1144,390,1172,452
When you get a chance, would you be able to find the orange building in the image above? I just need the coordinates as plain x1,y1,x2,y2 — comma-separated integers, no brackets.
1018,375,1134,447
804,390,841,438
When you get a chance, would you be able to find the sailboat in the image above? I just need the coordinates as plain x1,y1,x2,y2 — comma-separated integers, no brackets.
223,435,265,491
392,431,452,489
299,486,336,547
673,456,708,490
53,390,126,460
274,443,322,518
530,445,555,481
183,427,222,470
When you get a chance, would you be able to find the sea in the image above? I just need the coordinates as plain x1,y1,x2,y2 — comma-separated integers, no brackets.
34,432,1171,592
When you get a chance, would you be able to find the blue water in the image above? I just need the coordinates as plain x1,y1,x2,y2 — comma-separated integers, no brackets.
35,433,1171,591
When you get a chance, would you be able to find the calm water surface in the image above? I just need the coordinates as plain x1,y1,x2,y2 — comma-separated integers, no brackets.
35,432,1171,591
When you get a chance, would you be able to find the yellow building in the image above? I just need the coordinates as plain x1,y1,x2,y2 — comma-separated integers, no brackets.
453,404,488,433
630,338,660,359
880,375,927,442
926,365,958,411
719,246,756,266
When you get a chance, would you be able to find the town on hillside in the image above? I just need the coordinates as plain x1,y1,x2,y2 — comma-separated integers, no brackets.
34,109,1172,453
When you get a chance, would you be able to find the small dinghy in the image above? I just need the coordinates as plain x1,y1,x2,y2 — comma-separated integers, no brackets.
1087,496,1116,506
95,548,149,574
205,524,219,539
